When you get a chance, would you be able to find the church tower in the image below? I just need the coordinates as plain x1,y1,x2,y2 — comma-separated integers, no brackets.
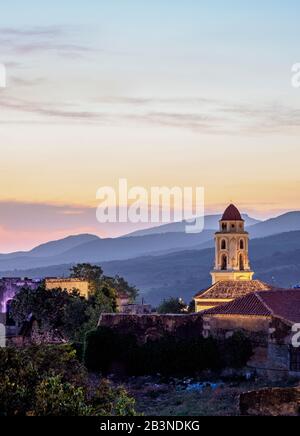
210,204,254,284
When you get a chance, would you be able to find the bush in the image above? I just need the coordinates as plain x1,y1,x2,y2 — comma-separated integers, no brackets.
0,345,137,416
84,327,137,373
83,328,253,376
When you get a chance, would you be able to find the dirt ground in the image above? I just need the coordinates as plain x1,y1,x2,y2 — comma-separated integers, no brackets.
110,375,299,416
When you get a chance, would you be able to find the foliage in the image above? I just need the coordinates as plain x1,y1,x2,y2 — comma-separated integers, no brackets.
0,345,136,416
91,379,137,416
219,331,254,369
34,376,92,416
70,264,138,302
70,263,103,293
10,285,88,341
188,299,196,313
157,297,187,314
10,264,139,341
84,328,253,376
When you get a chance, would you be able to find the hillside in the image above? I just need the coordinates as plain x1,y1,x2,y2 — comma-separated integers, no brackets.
3,231,300,306
0,211,299,272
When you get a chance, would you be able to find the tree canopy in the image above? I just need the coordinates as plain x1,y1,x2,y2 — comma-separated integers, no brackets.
157,297,188,314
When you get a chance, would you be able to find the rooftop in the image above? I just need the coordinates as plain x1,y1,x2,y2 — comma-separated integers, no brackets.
221,204,243,221
203,289,300,325
194,280,274,299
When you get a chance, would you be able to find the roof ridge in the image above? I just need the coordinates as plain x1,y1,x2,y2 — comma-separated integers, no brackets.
194,282,218,298
254,292,275,316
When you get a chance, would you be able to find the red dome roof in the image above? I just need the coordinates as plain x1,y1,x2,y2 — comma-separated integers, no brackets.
221,204,243,221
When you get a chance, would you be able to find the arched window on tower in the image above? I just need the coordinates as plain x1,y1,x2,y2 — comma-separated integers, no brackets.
240,239,244,250
239,254,244,271
222,223,227,231
221,255,227,271
221,239,226,250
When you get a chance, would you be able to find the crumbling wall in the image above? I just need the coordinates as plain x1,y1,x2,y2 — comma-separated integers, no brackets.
98,313,203,343
240,386,300,416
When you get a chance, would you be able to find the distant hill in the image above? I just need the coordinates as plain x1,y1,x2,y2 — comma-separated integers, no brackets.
0,211,299,275
247,211,300,238
0,234,100,260
3,230,300,306
126,214,260,237
0,230,215,271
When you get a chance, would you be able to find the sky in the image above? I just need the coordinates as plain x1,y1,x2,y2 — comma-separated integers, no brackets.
1,1,300,252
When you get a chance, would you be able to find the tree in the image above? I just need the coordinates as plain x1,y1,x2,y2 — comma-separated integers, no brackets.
157,297,187,314
70,264,138,302
10,285,88,341
10,265,139,342
75,287,115,341
34,376,92,416
106,275,138,302
70,263,103,293
0,345,137,416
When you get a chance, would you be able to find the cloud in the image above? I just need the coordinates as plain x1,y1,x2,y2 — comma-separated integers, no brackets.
1,89,300,134
10,76,45,87
0,25,93,58
0,26,64,37
0,96,102,120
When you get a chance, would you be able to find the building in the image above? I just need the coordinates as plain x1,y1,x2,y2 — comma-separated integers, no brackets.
194,280,274,312
0,277,41,318
194,204,271,312
202,289,300,377
211,204,253,283
45,278,90,299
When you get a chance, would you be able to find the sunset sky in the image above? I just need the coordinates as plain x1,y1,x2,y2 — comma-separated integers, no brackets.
1,1,300,251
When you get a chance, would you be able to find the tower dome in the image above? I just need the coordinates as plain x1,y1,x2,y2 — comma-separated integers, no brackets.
221,204,243,221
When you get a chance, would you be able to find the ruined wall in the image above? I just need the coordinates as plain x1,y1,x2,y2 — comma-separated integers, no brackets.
45,279,90,299
0,278,41,314
98,313,203,343
240,386,300,416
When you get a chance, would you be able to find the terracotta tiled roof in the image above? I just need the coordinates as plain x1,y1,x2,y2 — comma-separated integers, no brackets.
194,280,274,299
203,289,300,324
221,204,243,221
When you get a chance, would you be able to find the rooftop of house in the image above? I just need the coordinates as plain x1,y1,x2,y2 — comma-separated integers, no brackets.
203,289,300,325
194,280,274,300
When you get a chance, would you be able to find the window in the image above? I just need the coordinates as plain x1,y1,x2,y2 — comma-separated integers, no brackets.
221,239,226,250
222,223,227,231
221,255,227,270
231,224,235,230
239,254,244,271
240,239,244,250
290,347,300,372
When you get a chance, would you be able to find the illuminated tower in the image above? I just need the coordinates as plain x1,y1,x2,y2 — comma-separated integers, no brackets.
210,204,254,284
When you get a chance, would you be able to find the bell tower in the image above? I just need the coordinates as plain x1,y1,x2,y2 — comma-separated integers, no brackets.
210,204,254,284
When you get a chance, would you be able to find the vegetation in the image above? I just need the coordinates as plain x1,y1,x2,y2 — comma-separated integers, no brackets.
0,345,137,416
84,328,253,376
157,297,188,314
10,263,139,342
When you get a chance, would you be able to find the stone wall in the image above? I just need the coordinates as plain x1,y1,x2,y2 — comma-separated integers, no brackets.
98,313,203,344
240,386,300,416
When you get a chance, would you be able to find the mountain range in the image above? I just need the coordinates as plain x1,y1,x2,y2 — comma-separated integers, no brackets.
1,211,300,305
